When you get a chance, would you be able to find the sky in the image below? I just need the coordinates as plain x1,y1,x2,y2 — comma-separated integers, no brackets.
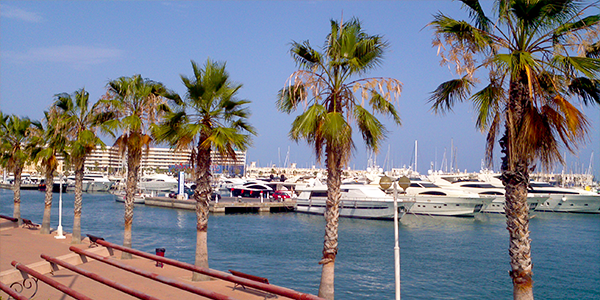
1,1,598,178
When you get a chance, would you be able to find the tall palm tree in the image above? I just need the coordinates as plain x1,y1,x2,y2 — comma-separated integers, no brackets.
54,88,109,244
428,1,599,298
154,59,256,281
277,18,402,299
100,75,168,259
0,112,41,225
30,108,69,234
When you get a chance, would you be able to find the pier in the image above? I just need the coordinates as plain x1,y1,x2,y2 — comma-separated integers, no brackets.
144,196,296,214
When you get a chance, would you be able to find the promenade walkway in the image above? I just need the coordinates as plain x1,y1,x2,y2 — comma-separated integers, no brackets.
0,218,315,300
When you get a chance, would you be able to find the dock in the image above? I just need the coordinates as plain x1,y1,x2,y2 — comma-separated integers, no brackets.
144,196,296,213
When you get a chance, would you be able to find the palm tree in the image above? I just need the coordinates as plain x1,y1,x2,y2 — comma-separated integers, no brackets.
428,1,599,298
0,112,41,225
54,88,109,244
154,59,256,281
100,75,168,259
277,18,402,299
30,108,69,234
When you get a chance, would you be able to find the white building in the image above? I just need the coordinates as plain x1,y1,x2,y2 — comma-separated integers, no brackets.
55,145,246,174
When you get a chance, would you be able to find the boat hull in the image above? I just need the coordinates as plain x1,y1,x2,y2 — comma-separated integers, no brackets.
296,198,413,220
482,195,546,214
535,194,600,213
114,194,146,204
82,181,113,192
406,195,493,217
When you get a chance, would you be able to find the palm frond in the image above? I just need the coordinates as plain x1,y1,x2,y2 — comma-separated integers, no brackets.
585,41,600,58
554,14,600,39
291,41,322,70
568,77,600,105
354,105,386,151
277,84,306,113
472,80,504,129
429,77,474,113
460,0,492,31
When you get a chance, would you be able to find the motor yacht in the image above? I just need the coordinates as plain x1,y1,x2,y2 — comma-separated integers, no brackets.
394,178,494,217
428,174,546,214
137,174,178,192
529,181,600,213
67,174,113,192
296,182,414,220
229,181,274,198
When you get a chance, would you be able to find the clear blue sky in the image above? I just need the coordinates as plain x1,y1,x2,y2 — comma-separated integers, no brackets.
1,1,598,178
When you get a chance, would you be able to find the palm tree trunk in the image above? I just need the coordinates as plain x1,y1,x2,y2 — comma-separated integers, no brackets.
12,166,23,226
192,141,212,282
72,160,85,244
41,168,54,234
502,74,534,300
122,145,141,259
318,145,342,300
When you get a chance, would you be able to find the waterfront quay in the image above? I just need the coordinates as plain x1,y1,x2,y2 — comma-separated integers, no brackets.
0,217,320,300
145,196,296,214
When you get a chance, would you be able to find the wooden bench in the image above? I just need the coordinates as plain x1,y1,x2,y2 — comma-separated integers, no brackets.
86,234,105,248
228,269,269,290
22,218,39,229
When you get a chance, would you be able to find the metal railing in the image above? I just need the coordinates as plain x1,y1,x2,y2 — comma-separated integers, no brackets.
94,238,325,300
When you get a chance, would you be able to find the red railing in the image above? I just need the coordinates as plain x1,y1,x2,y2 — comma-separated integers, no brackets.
69,246,239,300
95,239,325,300
41,253,161,300
10,260,93,300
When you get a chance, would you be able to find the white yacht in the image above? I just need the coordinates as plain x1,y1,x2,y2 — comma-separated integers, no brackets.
427,175,547,213
529,181,600,213
296,182,415,220
138,174,178,192
67,174,113,192
395,178,494,217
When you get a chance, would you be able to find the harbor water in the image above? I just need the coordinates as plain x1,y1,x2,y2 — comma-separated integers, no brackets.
1,189,599,299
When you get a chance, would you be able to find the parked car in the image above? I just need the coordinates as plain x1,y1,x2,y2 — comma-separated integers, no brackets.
272,190,291,201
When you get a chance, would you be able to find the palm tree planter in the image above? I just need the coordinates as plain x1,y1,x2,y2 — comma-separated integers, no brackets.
428,1,599,298
154,59,256,281
277,18,402,299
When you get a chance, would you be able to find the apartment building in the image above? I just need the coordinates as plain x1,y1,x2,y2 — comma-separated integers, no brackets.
56,146,246,174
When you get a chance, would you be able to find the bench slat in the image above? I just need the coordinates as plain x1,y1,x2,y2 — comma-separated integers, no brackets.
228,269,269,285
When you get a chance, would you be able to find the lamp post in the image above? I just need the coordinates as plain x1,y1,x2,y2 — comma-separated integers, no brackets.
380,175,410,300
55,173,65,239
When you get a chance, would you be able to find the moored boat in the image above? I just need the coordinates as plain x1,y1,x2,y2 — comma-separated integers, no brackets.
529,181,600,213
296,182,414,220
114,192,150,204
397,178,494,217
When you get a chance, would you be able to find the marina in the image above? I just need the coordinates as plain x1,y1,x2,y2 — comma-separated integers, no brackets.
1,189,598,299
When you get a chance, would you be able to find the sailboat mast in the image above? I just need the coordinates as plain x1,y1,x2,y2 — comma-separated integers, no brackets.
415,140,418,173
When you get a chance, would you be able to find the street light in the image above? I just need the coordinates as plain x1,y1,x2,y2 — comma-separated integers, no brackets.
380,175,410,300
55,173,66,239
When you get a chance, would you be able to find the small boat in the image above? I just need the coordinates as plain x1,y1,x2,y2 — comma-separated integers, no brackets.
114,192,150,204
37,179,68,193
